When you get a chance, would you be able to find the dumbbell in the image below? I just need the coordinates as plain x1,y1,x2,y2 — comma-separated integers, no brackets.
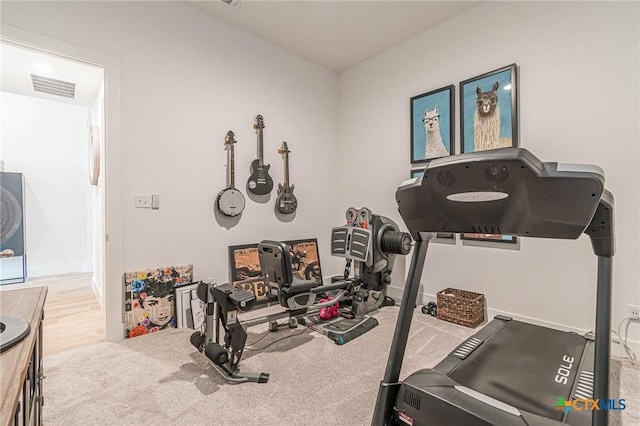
319,297,340,320
421,302,437,317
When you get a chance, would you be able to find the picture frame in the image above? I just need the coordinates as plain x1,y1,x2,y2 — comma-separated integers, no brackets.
461,233,517,244
286,238,323,283
228,238,323,303
123,264,193,338
228,243,270,302
460,63,518,154
460,64,518,244
410,85,455,164
174,282,204,329
410,169,454,241
410,168,425,179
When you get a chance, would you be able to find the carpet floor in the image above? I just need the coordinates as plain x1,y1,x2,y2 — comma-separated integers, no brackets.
42,306,639,425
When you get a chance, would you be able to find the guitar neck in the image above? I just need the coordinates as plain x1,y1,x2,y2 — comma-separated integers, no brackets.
284,152,290,186
257,129,264,166
229,144,235,189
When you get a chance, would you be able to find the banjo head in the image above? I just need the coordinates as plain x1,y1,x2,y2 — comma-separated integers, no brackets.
216,188,245,217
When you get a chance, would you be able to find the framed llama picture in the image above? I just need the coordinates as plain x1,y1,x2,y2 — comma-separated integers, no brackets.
410,85,454,165
460,63,518,154
460,64,518,245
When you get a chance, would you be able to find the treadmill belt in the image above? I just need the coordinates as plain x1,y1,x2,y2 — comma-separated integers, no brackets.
447,320,586,421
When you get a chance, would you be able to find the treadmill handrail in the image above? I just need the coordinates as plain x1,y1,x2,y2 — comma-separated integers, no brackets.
373,149,614,426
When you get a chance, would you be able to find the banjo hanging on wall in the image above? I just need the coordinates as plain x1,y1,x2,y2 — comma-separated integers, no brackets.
216,131,246,217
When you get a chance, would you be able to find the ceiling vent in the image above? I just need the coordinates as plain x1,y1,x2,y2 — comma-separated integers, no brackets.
30,74,76,99
221,0,243,9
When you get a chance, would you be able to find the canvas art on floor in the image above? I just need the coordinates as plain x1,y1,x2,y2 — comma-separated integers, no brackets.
123,264,193,338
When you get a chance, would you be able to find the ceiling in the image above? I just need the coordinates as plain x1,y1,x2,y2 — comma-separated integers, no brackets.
0,1,480,105
0,42,104,107
189,0,481,72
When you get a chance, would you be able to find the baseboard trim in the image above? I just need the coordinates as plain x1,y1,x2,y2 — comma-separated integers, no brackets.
30,265,91,278
387,285,639,359
92,276,104,309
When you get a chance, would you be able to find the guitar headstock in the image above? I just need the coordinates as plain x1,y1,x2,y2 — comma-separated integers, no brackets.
278,141,290,156
253,115,265,131
224,130,237,146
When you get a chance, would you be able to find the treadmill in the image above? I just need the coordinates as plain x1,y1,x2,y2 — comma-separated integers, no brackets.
372,148,615,426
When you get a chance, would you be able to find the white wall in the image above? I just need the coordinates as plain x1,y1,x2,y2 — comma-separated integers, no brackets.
1,1,342,338
0,92,92,277
3,1,638,350
89,81,105,305
339,1,639,349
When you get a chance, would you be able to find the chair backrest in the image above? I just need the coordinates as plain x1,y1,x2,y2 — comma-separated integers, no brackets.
258,240,294,287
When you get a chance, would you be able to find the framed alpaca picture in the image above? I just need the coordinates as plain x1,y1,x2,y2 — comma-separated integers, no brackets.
460,64,518,244
410,168,455,241
460,63,518,154
410,85,454,165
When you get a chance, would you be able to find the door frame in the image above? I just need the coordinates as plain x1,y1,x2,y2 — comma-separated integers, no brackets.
1,24,124,341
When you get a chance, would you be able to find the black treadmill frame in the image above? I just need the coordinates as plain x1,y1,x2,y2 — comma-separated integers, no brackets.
372,148,615,426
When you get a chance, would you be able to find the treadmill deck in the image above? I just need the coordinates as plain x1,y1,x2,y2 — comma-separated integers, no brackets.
435,317,593,423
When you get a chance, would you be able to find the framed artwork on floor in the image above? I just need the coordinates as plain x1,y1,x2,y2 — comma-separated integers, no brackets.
410,85,455,165
123,264,193,338
228,243,270,301
229,238,323,303
286,238,323,283
174,282,205,329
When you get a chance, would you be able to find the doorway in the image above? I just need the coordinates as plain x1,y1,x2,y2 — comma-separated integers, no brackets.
0,40,107,355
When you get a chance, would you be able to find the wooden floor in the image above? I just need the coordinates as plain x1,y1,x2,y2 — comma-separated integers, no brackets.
0,273,106,357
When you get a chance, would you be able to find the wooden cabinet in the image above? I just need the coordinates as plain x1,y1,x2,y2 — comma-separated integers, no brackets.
0,287,47,426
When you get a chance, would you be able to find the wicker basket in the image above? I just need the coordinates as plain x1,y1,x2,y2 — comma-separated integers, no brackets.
436,288,485,328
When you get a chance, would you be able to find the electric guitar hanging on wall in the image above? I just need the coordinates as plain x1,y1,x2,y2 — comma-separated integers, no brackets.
247,115,273,195
276,141,298,214
216,131,246,217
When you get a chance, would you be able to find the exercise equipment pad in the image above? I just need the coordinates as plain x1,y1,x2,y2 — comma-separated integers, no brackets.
305,314,379,345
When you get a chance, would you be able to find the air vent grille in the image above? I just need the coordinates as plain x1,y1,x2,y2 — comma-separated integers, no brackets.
403,388,421,410
31,74,76,99
221,0,243,9
471,226,501,234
